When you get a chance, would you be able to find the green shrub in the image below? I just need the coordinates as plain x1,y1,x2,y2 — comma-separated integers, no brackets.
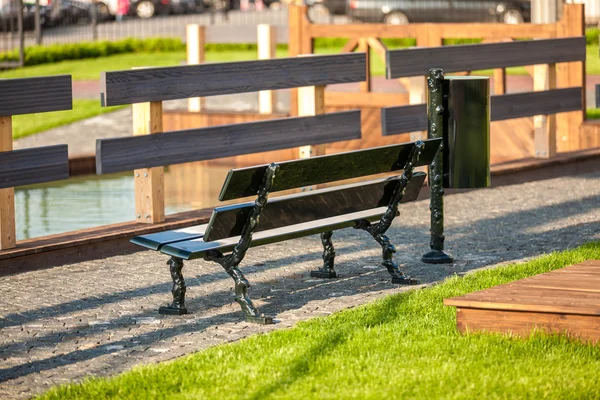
586,27,599,45
0,37,187,66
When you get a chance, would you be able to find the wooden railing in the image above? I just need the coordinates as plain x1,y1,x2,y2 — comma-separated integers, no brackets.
288,4,588,156
97,53,367,224
0,76,72,249
382,37,586,159
185,24,287,114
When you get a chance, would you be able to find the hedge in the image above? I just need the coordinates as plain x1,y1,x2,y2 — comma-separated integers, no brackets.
1,28,597,67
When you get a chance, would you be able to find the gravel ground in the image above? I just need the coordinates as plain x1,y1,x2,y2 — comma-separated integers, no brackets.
0,172,599,399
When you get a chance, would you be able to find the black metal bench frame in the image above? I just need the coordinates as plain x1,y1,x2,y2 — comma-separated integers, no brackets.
132,139,438,324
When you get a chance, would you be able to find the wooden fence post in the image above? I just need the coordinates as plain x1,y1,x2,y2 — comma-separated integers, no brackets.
533,63,557,158
357,38,371,93
298,85,326,159
407,25,443,141
258,24,277,114
187,24,205,113
0,116,15,249
556,3,585,152
133,101,165,223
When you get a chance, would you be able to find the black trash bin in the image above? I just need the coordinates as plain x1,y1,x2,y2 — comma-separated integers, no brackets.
442,76,491,189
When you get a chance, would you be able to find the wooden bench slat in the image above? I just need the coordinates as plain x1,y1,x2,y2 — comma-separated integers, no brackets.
205,172,426,242
100,53,366,106
96,110,362,175
0,76,72,117
219,138,440,201
0,145,69,189
161,208,388,260
381,88,583,136
386,37,586,79
130,225,207,251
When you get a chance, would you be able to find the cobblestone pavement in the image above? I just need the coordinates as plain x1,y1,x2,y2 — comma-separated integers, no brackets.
1,173,599,398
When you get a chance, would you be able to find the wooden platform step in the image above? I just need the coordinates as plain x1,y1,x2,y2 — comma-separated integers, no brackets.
444,260,600,343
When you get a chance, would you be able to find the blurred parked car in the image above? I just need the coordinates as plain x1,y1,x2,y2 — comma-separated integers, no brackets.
170,0,204,14
44,0,92,26
306,0,345,15
348,0,531,24
128,0,169,18
0,2,47,32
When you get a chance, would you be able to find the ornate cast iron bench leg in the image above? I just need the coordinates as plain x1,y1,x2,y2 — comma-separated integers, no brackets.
159,256,188,315
204,163,279,324
355,141,424,285
310,230,337,278
204,250,272,324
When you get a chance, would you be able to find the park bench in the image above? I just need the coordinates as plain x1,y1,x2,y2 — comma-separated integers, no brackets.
130,138,441,323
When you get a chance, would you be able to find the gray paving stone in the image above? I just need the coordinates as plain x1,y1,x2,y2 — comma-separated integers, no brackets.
0,173,599,399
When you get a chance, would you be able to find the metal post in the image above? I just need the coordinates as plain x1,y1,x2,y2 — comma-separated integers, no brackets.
17,0,24,67
422,68,453,264
34,0,42,45
91,0,98,41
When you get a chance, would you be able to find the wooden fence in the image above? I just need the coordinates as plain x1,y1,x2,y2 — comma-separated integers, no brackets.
288,4,589,158
185,24,286,114
0,76,72,249
97,53,367,224
383,37,586,159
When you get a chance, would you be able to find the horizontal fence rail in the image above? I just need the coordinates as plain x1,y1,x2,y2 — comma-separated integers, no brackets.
0,145,69,189
386,37,586,79
204,25,288,44
96,110,362,174
100,53,366,106
381,88,583,136
0,76,72,117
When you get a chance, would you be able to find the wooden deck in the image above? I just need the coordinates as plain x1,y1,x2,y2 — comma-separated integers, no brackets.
444,260,600,343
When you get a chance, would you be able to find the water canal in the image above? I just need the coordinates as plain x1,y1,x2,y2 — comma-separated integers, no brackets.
14,161,235,240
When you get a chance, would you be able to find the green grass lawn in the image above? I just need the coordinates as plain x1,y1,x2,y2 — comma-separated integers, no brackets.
12,100,124,139
39,241,600,399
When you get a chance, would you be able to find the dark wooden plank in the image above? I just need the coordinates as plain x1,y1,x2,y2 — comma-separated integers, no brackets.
101,53,366,106
206,25,288,44
0,145,69,189
380,104,426,136
219,138,441,201
0,75,72,117
491,88,582,121
131,225,206,251
381,88,583,136
96,110,362,175
386,37,586,79
205,172,426,241
161,208,387,260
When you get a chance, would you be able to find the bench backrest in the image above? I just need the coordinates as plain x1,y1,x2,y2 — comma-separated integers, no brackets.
203,139,441,241
218,138,441,201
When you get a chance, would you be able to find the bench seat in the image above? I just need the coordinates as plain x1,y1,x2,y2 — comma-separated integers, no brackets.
161,208,387,260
